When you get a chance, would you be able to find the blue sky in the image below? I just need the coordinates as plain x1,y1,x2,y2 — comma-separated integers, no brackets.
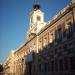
0,0,71,63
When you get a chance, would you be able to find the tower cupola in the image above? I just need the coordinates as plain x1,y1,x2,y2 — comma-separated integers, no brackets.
27,2,46,40
33,3,40,10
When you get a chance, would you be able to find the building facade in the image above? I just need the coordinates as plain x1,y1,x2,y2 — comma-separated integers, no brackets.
0,64,3,75
4,51,15,75
4,0,75,75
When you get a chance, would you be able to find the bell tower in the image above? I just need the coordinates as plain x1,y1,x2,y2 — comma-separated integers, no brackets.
28,3,46,40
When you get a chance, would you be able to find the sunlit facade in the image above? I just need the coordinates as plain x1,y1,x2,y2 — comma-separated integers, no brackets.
4,51,15,75
4,0,75,75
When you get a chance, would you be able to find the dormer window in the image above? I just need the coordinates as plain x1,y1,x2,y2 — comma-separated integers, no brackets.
37,16,40,21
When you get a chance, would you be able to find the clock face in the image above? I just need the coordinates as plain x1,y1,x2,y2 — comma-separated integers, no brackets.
37,16,40,21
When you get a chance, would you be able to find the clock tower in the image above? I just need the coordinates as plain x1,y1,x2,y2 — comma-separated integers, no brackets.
28,3,46,40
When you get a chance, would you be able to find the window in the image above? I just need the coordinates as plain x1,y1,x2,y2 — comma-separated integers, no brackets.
39,40,42,51
55,30,57,42
63,29,66,38
33,64,35,72
57,28,62,43
33,44,36,51
30,46,32,52
58,28,62,39
58,47,62,57
62,22,66,38
54,48,58,55
59,59,63,72
37,16,40,21
48,62,50,72
70,56,75,71
50,33,54,43
44,63,47,72
22,58,24,62
50,33,54,47
44,37,47,47
68,47,74,54
73,20,75,32
34,28,37,31
67,22,73,38
30,26,32,29
68,22,73,33
39,64,42,72
51,61,54,72
63,44,68,52
55,59,58,72
64,56,69,71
